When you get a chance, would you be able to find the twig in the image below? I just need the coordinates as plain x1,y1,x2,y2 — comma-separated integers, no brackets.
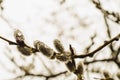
0,36,38,53
84,56,120,68
104,15,111,39
73,34,120,58
0,36,17,45
92,0,120,24
85,33,96,53
46,71,67,80
104,9,115,52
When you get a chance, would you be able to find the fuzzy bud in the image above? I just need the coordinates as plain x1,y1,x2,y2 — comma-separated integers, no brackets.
55,52,71,62
34,40,55,58
14,29,25,44
75,62,84,80
103,71,110,78
53,39,65,53
65,60,76,72
17,46,33,56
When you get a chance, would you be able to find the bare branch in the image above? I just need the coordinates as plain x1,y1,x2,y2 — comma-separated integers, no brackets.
73,34,120,58
84,47,120,68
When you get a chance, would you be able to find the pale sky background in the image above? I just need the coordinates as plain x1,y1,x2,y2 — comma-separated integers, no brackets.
0,0,120,80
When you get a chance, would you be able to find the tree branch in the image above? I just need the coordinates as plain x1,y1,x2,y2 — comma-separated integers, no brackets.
0,36,38,53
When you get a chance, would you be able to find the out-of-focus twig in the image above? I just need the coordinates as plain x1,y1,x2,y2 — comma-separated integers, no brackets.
104,12,115,52
85,33,96,53
92,0,120,24
84,46,120,68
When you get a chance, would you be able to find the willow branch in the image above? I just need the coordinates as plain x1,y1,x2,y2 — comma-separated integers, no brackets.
0,36,38,53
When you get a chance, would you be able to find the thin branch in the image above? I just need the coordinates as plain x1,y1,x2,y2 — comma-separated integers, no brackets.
73,34,120,58
0,36,38,53
84,47,120,68
114,47,120,68
104,15,111,39
103,9,115,52
46,71,67,80
0,36,17,45
85,33,96,53
84,57,120,68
